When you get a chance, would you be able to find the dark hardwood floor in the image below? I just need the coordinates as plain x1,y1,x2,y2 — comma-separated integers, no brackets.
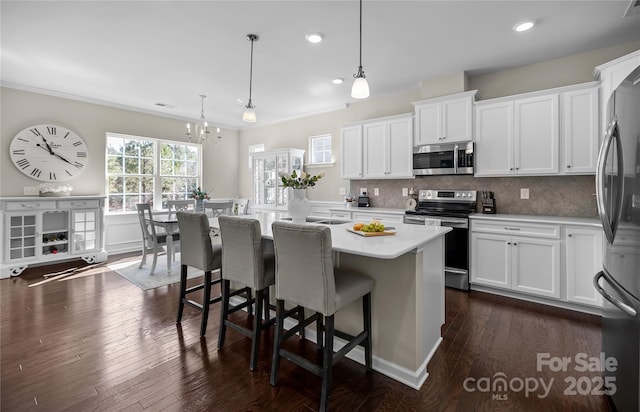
1,254,611,411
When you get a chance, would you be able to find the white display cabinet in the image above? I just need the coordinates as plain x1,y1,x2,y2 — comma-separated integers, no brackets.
250,148,305,209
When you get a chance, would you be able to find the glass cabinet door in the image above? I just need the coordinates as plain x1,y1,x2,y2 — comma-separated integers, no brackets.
7,213,38,261
264,158,276,206
71,210,98,253
276,155,289,207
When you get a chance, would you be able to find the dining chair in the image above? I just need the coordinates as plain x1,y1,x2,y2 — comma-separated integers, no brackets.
232,198,250,215
204,199,234,218
167,199,194,217
176,212,223,337
270,222,373,412
136,203,179,275
217,216,275,370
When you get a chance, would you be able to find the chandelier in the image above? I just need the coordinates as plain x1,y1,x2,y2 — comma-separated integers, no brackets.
186,95,210,143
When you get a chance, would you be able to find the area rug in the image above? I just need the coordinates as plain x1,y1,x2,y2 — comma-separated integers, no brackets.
107,253,206,290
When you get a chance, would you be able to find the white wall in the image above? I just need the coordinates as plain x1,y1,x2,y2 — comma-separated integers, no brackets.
0,87,240,198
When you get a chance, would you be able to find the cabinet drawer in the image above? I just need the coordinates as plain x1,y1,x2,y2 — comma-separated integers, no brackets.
5,200,56,211
330,211,352,219
57,199,100,209
353,212,403,223
472,220,560,239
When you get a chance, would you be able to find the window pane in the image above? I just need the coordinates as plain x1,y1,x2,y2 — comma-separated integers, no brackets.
124,195,140,212
108,195,123,213
186,146,197,161
108,176,123,194
140,141,154,158
124,177,139,193
141,176,154,194
107,156,123,174
107,137,124,155
124,158,139,174
186,161,197,176
160,160,173,175
124,139,139,156
174,160,186,176
141,158,154,175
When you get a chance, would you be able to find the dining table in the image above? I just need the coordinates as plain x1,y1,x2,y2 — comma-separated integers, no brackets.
208,211,452,390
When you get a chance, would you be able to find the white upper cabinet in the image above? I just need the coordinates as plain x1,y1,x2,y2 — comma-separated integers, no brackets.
514,93,559,175
475,101,514,175
412,90,477,145
341,113,413,180
341,125,363,179
561,85,599,174
475,82,599,177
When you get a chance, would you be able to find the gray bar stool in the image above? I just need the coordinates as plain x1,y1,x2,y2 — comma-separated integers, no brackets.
270,221,374,412
176,212,223,337
217,216,272,370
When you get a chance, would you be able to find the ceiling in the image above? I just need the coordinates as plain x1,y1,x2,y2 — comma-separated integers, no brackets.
2,1,640,130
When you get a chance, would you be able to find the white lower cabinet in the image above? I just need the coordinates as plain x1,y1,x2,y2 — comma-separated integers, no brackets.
565,227,603,306
471,232,560,298
471,217,603,310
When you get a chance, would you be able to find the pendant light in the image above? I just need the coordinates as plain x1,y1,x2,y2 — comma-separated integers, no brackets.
243,34,259,123
186,95,210,143
351,0,369,99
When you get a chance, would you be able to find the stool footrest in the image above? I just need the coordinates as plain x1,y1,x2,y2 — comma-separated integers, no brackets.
333,330,368,365
278,348,323,377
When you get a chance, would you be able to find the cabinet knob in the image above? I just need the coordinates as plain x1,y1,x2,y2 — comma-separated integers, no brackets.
513,242,518,246
568,233,573,237
509,168,514,171
567,165,571,168
507,242,511,245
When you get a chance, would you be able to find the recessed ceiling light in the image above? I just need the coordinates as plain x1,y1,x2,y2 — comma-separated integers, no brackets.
305,33,325,44
513,21,535,32
332,78,344,85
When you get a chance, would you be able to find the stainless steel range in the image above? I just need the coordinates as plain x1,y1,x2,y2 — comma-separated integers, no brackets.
404,189,477,290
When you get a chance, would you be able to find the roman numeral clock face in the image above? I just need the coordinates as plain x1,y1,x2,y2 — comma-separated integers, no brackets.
10,124,88,182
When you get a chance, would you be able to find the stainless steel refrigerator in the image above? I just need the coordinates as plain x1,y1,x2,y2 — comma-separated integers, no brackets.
594,51,640,412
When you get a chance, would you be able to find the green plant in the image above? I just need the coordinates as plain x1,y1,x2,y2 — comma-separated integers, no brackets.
189,185,210,200
279,170,324,189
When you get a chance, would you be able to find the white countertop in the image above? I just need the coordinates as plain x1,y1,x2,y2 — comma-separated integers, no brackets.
470,213,602,227
211,212,451,259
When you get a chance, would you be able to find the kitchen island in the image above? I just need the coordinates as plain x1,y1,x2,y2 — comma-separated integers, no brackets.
210,212,451,389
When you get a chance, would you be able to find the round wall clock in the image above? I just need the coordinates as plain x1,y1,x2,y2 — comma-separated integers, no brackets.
9,124,88,182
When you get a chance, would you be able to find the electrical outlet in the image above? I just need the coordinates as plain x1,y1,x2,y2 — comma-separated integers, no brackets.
339,187,346,195
520,188,530,200
374,188,379,196
402,188,408,197
360,188,367,196
23,186,38,196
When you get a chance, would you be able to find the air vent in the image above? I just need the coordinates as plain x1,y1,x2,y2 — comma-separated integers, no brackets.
624,0,640,17
155,102,176,109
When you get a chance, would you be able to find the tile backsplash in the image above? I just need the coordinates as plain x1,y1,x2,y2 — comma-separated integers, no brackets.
350,175,597,217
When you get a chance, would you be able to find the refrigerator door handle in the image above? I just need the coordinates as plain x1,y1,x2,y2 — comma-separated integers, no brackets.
594,270,637,317
596,118,624,244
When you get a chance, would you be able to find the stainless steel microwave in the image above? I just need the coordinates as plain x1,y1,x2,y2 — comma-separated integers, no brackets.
412,142,474,176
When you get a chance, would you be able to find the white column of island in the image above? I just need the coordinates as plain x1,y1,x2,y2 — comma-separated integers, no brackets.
210,212,451,389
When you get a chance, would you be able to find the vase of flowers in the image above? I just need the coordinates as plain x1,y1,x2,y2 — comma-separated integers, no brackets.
189,186,210,212
280,170,324,224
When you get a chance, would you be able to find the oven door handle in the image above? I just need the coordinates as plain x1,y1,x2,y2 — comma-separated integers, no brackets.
404,216,427,224
439,219,468,228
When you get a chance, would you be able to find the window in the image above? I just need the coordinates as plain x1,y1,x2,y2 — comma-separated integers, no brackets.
248,143,265,168
106,133,200,213
308,134,332,165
